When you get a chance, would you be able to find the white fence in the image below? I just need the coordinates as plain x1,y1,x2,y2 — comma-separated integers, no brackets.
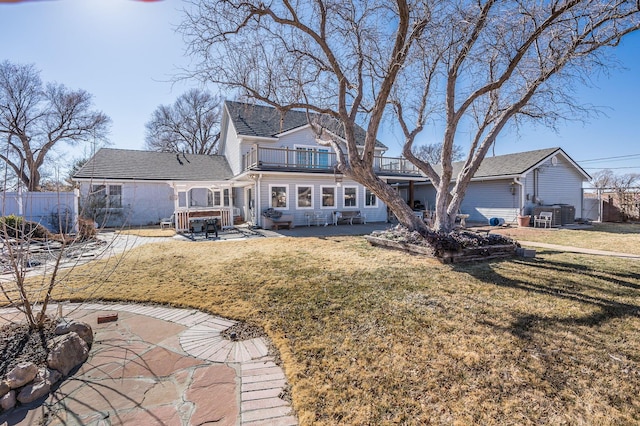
1,189,79,233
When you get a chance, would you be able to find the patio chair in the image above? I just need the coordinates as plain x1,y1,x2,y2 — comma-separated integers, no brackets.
534,211,553,228
160,214,174,230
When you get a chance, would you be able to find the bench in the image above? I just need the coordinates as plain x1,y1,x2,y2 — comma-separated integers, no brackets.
534,211,553,228
333,210,366,225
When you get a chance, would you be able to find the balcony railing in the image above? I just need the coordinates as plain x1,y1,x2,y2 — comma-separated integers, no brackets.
242,146,422,176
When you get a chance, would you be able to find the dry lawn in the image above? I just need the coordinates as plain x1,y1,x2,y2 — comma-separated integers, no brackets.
116,228,176,238
7,231,640,425
492,222,640,255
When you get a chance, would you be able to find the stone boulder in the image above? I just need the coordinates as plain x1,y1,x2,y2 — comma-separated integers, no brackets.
0,380,9,398
6,362,38,389
17,368,62,405
55,319,94,347
47,332,89,376
0,390,16,411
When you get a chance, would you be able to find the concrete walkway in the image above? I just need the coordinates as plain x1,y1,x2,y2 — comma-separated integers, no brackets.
0,303,297,426
519,241,640,259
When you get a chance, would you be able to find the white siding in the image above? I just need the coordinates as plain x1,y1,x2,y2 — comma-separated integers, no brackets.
277,127,318,148
79,181,174,227
535,157,584,213
257,174,388,227
221,119,243,176
459,180,520,224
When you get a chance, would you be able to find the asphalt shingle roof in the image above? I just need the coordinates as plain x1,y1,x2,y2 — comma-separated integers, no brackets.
74,148,234,181
465,147,561,178
431,147,577,179
225,101,388,150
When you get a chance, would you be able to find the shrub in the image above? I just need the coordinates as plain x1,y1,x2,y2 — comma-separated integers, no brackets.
0,215,51,240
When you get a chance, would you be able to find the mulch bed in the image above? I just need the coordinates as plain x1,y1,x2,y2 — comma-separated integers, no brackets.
0,320,57,378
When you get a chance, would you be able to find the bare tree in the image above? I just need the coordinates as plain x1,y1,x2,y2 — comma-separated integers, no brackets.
145,89,222,155
0,61,111,192
181,0,640,233
413,143,464,165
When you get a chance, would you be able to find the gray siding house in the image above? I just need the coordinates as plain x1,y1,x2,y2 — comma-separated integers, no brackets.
403,148,590,225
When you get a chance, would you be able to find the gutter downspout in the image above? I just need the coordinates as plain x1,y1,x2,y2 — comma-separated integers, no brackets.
514,177,525,216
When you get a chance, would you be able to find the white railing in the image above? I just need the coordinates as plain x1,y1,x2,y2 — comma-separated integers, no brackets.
175,208,233,232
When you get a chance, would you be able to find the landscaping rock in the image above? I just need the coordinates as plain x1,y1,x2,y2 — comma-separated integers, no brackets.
0,390,16,411
47,332,89,376
17,383,49,405
55,319,94,347
39,367,62,386
0,380,9,398
6,362,38,389
16,367,62,404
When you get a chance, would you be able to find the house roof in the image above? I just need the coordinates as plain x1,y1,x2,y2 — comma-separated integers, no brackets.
442,147,590,180
224,100,388,150
73,148,234,181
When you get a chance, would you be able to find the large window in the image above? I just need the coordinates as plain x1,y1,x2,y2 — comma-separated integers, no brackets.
321,186,336,208
297,185,313,209
365,188,377,208
270,185,288,208
343,186,358,208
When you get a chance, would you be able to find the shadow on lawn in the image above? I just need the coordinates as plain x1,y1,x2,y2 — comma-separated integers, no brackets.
580,222,640,235
455,256,640,341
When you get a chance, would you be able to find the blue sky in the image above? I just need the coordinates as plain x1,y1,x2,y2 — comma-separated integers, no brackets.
1,0,639,177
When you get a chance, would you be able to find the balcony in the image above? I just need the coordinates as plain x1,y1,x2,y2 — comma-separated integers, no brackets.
242,146,422,176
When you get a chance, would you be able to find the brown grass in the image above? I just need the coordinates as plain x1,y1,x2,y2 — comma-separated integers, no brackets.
7,232,640,425
491,222,640,254
115,228,176,238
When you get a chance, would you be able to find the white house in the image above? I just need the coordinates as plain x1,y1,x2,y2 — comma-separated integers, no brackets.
74,101,590,230
73,101,422,230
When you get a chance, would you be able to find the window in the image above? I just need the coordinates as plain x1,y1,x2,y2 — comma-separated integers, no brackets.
90,184,122,208
365,188,377,208
297,185,313,209
344,186,358,208
108,185,122,208
91,185,106,201
270,185,288,208
321,186,336,208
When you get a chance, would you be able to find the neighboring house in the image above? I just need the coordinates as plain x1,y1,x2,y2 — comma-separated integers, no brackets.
74,101,421,229
398,147,591,225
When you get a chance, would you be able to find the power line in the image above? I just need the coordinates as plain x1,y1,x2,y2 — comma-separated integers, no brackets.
583,166,640,170
578,153,640,163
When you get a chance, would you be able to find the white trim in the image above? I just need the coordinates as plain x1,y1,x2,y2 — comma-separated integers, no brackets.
275,124,312,137
295,184,314,209
342,185,358,208
364,187,378,208
269,184,289,209
320,185,337,209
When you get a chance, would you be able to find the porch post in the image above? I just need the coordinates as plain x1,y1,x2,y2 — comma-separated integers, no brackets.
172,183,179,232
409,181,415,209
